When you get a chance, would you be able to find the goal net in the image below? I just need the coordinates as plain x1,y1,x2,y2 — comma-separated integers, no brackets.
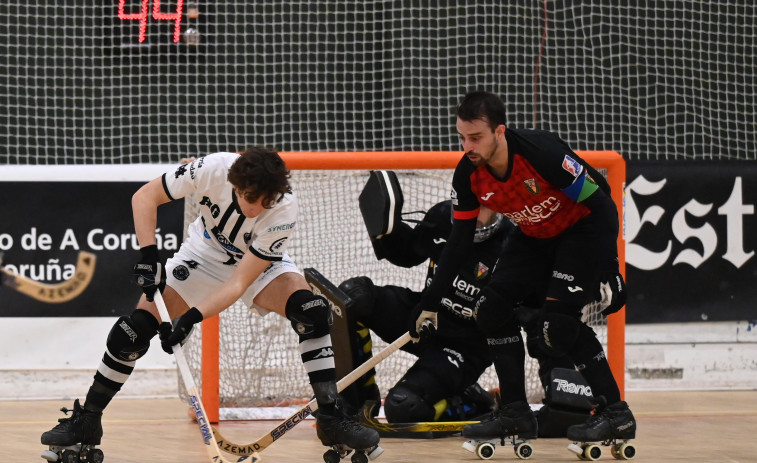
179,151,626,420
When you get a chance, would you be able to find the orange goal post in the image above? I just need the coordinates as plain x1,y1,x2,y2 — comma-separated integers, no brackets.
181,151,626,423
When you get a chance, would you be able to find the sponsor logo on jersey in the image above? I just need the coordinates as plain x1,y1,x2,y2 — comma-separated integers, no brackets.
173,265,190,281
568,286,583,293
433,237,447,244
244,232,252,243
267,222,295,233
524,178,540,195
450,187,458,205
475,262,489,279
562,154,583,178
552,270,575,281
441,297,475,319
183,260,199,269
481,192,494,201
503,196,561,225
174,164,188,178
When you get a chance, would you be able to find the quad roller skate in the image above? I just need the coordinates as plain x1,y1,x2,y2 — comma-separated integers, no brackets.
566,400,637,461
40,400,104,463
316,401,383,463
461,401,537,460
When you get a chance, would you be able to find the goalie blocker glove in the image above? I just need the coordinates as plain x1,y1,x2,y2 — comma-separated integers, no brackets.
159,307,203,354
133,245,165,301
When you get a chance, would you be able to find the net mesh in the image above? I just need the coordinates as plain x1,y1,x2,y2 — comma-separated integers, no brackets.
2,1,755,164
180,168,609,410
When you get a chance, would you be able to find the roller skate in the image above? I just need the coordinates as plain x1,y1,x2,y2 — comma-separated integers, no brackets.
316,400,383,463
40,399,104,463
566,400,636,461
461,400,537,460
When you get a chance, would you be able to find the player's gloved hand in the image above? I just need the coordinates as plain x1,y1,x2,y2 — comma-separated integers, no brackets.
133,245,165,302
598,271,627,316
408,304,438,342
159,307,203,354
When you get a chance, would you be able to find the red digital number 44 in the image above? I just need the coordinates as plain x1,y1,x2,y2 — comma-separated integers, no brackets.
118,0,185,43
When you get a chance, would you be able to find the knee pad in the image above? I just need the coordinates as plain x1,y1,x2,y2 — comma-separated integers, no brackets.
384,384,436,423
338,276,376,320
106,309,159,362
539,309,584,356
285,289,332,340
474,287,516,337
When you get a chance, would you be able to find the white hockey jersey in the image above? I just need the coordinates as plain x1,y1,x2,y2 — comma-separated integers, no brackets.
161,152,298,265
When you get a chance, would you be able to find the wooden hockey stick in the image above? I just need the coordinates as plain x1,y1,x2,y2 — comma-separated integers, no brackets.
0,251,96,303
213,332,413,456
153,291,260,463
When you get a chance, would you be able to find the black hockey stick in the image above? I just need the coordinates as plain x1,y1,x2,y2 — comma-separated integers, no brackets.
153,291,260,463
357,400,478,436
0,251,96,303
213,332,412,456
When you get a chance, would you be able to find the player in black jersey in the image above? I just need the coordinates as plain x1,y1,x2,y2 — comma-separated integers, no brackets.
411,92,634,452
338,198,510,424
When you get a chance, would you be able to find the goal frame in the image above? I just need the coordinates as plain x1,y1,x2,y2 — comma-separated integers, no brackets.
197,150,627,423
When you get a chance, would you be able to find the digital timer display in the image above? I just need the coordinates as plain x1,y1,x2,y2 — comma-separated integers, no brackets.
117,0,184,43
111,0,205,50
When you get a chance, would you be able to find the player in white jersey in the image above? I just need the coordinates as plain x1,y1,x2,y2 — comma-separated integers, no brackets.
41,147,379,460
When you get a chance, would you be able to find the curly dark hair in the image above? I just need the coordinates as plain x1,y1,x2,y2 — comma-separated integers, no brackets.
227,146,292,208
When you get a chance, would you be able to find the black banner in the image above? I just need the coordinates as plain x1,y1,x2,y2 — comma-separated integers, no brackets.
626,161,757,323
0,181,183,317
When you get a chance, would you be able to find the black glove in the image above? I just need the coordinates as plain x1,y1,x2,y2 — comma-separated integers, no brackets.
408,304,438,342
599,271,627,316
133,245,164,302
159,307,203,354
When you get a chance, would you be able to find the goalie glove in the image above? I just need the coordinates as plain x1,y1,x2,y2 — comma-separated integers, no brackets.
133,245,165,302
159,307,203,354
598,271,626,316
408,304,438,342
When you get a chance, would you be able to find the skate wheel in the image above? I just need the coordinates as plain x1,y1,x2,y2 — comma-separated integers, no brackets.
61,449,79,463
85,448,104,463
351,452,368,463
612,442,636,460
514,442,533,460
583,444,602,461
323,449,341,463
366,445,384,460
41,450,59,462
475,442,496,460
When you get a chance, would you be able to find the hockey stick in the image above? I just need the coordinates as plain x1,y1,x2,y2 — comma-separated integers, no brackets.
357,401,477,436
153,291,260,463
213,331,413,456
0,251,96,303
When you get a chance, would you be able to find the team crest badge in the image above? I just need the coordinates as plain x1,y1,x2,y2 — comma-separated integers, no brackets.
475,262,490,279
524,178,540,195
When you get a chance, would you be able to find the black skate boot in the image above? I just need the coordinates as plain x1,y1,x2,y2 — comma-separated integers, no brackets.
313,381,382,463
40,399,104,463
461,401,536,460
566,400,637,460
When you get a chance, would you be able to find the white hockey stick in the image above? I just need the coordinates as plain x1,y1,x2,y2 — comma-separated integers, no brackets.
213,331,413,456
153,291,260,463
0,251,96,303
